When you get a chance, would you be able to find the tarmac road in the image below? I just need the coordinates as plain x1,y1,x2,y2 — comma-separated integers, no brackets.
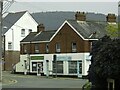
2,71,87,89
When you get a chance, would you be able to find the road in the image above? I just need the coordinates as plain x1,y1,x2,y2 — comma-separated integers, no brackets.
2,71,87,89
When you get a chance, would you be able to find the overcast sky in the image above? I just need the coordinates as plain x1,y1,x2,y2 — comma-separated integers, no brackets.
8,1,118,15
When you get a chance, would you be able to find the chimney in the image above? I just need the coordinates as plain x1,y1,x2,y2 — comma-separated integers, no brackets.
75,12,86,21
37,23,45,32
106,14,116,22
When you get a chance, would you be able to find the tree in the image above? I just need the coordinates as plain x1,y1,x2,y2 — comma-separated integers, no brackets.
106,24,118,38
88,35,120,89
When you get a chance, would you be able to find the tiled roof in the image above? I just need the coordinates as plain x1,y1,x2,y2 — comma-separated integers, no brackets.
21,30,56,42
33,30,56,42
21,32,37,42
67,20,107,39
3,11,27,34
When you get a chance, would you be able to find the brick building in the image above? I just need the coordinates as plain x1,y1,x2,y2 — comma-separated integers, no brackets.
15,12,116,77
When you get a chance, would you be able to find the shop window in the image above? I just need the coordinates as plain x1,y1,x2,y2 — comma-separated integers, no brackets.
53,61,63,73
68,61,77,74
32,62,37,71
72,42,77,52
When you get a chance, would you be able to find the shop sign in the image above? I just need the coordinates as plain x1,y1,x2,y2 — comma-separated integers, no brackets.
31,56,44,60
57,56,71,61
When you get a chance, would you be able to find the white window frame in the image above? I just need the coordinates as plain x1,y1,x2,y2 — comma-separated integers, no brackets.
46,43,49,53
24,44,27,53
35,44,39,53
8,42,12,50
56,43,61,53
21,29,25,37
72,42,77,52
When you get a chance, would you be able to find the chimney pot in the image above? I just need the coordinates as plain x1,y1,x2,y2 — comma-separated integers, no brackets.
106,13,116,22
75,11,86,21
37,23,45,32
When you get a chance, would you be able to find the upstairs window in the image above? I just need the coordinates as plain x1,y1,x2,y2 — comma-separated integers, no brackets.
35,44,39,53
56,43,61,53
24,44,27,53
21,29,25,37
28,29,32,33
72,42,77,52
8,42,12,50
46,43,49,53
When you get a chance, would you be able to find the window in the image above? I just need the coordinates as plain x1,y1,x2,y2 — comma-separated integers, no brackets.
28,29,32,33
53,61,63,73
56,43,61,53
8,42,12,50
24,44,27,53
35,44,39,53
21,29,25,37
72,42,77,52
68,61,77,74
46,43,49,53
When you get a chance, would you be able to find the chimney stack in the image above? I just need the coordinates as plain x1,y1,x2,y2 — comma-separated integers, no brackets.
106,14,116,23
75,12,86,21
37,23,45,32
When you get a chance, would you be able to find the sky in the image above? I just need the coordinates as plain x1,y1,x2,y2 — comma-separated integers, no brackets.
7,0,119,15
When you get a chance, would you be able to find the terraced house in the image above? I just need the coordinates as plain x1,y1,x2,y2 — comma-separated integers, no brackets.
15,12,116,77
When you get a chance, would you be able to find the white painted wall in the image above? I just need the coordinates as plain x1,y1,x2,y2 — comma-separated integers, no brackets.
5,12,38,51
17,53,91,77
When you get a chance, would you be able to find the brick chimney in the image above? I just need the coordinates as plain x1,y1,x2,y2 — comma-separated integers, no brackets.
75,12,86,21
37,23,45,32
106,14,116,22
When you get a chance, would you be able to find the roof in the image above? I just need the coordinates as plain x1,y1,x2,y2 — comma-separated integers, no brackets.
67,20,107,39
21,30,56,43
3,11,27,34
33,30,56,42
21,32,38,42
32,12,118,30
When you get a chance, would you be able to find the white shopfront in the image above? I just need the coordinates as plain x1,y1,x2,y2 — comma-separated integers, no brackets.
16,53,91,77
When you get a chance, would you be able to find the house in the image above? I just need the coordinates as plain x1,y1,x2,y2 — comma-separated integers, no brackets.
2,11,38,70
16,12,116,77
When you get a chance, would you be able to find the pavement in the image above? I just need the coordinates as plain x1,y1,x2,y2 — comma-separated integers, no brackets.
2,71,17,85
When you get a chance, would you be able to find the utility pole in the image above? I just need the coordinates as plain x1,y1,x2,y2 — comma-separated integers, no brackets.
0,0,3,83
0,0,14,82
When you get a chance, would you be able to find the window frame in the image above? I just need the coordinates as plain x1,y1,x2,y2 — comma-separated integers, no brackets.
21,29,25,37
34,44,40,53
72,42,77,52
56,43,61,53
8,42,12,50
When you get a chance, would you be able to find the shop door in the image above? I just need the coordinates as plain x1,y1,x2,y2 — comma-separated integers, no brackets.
77,61,82,77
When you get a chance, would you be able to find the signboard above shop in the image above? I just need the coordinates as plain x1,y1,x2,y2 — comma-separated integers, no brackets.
31,56,44,60
57,56,72,61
